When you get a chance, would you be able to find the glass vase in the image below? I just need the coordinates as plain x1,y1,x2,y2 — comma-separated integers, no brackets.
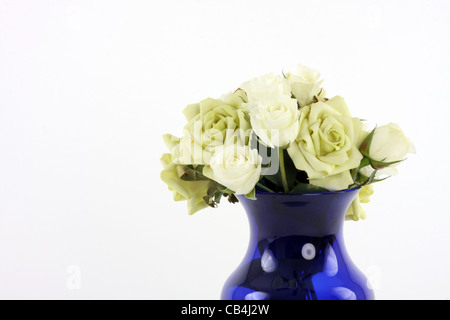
221,188,375,300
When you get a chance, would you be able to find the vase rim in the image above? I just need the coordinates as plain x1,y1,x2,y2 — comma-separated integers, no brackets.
254,186,360,196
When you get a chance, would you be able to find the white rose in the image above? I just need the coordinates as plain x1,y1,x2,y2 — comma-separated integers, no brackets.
244,96,300,148
286,64,324,107
287,96,364,190
346,184,374,221
365,123,415,163
178,90,251,165
203,144,262,195
358,123,415,179
239,73,291,103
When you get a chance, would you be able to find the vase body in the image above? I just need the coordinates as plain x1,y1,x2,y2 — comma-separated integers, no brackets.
221,189,375,300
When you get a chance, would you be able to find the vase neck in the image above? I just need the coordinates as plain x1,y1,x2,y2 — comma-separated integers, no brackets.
237,189,359,239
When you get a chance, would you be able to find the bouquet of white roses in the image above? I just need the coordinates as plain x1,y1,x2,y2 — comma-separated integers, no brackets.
161,64,415,220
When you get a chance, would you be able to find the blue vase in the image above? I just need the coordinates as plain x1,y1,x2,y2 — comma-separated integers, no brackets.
221,188,375,300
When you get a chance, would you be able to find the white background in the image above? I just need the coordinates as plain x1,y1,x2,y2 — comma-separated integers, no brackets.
0,0,449,300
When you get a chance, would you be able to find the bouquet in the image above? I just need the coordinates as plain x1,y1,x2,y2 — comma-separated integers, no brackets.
161,64,415,220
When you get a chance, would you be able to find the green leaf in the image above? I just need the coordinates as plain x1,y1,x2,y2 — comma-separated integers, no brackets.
179,165,209,181
289,183,328,194
264,171,283,186
351,156,371,182
359,127,376,157
203,195,217,208
353,169,380,187
359,156,371,169
214,191,223,204
202,181,226,208
361,169,378,186
245,188,256,200
369,158,404,170
223,193,239,204
356,172,389,184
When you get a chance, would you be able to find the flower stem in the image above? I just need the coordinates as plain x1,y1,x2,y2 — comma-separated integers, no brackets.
256,182,274,193
279,148,289,193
